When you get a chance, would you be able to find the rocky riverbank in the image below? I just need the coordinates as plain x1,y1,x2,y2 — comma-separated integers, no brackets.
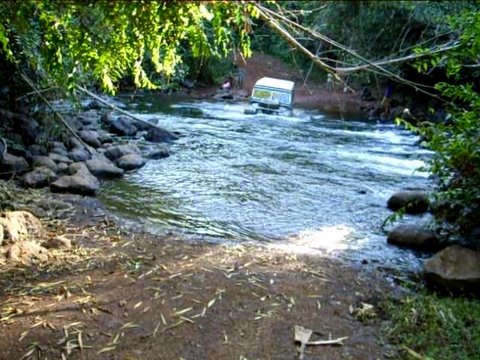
1,100,177,197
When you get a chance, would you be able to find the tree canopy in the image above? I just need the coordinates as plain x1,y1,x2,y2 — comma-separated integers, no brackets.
0,0,256,95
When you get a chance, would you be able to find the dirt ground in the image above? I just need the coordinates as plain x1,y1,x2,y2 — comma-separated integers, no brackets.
0,212,391,360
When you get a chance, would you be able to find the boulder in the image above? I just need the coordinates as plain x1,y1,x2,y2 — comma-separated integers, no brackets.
50,147,70,157
78,109,101,124
57,162,69,174
27,144,48,157
116,154,147,171
98,132,114,144
68,136,84,149
79,130,102,148
83,101,102,111
22,166,57,188
0,211,45,243
108,116,138,136
0,153,29,175
86,154,124,178
104,144,140,161
14,118,40,145
32,155,59,172
100,111,115,126
387,225,439,251
53,141,68,152
387,191,430,214
49,152,73,164
50,163,99,196
424,246,480,294
70,147,91,162
144,127,178,143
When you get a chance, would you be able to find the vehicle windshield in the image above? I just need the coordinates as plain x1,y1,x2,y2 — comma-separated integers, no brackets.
252,88,291,105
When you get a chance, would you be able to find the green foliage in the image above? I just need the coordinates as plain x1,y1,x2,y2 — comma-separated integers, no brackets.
410,10,480,239
384,292,480,359
253,1,479,86
0,1,256,94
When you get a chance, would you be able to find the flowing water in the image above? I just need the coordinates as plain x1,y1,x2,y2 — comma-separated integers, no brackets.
99,95,433,269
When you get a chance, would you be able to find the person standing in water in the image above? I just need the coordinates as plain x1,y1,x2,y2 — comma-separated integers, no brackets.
381,82,394,117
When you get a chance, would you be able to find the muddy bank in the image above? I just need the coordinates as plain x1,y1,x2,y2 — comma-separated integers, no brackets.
0,191,394,359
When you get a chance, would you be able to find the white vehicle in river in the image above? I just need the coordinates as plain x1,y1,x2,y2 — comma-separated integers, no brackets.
244,77,295,116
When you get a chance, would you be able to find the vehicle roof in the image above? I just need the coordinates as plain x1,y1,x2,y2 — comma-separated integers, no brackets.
254,77,295,91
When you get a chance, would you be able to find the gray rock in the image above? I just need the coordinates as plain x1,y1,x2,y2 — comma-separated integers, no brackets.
53,142,68,152
98,133,114,144
108,116,138,136
22,166,57,188
51,147,70,157
86,154,124,178
387,191,430,214
100,111,115,126
144,127,178,143
424,246,480,294
79,130,102,148
387,225,439,251
32,156,59,172
57,162,69,174
116,154,147,171
70,147,91,162
15,118,40,145
68,136,84,149
104,144,140,161
49,152,73,164
51,163,99,196
0,153,29,174
78,110,101,125
27,144,48,157
69,161,88,174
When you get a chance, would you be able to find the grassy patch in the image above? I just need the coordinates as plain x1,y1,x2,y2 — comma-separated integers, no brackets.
384,291,480,359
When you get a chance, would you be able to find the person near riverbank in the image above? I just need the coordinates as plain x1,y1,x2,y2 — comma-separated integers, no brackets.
326,73,333,91
381,82,393,117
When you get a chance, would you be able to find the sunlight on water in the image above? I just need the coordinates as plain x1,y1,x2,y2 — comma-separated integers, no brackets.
281,225,354,253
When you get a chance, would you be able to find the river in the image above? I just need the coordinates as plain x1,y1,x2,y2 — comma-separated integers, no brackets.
99,95,433,270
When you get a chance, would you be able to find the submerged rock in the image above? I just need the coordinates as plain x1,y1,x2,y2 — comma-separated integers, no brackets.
424,246,480,294
147,147,170,159
387,225,439,251
144,127,178,143
387,191,430,214
116,154,147,171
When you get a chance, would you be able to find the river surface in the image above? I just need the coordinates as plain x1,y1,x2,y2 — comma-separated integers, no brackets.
99,95,433,270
